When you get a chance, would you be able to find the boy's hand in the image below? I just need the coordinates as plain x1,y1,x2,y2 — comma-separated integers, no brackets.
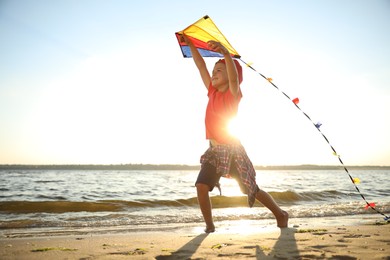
180,34,191,45
207,41,228,55
179,34,185,43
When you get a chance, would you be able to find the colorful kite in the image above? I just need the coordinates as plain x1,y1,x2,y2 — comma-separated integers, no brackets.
175,15,389,221
175,15,240,58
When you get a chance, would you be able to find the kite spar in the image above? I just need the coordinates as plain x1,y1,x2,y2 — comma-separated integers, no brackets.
175,15,389,222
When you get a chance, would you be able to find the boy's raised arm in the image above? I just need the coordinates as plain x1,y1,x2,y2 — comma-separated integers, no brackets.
207,41,240,97
181,34,211,89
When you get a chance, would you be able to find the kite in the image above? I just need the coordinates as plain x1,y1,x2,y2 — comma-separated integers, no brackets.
175,15,240,58
175,15,389,222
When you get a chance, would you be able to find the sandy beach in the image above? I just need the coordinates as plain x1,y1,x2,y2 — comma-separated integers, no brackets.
1,218,389,260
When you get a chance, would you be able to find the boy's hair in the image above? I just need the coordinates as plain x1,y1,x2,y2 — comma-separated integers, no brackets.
216,59,243,84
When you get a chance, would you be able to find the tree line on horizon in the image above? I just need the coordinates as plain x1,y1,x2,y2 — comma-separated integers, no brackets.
0,164,388,171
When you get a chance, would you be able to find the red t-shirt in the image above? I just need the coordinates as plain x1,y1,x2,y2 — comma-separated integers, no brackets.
205,84,242,144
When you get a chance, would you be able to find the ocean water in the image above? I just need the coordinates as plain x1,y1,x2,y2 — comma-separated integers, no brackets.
0,168,389,235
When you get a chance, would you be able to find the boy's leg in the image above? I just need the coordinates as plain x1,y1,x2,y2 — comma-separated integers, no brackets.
195,162,219,233
255,189,288,228
230,160,288,228
196,183,215,232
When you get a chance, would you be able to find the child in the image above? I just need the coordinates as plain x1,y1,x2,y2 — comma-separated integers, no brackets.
182,35,288,233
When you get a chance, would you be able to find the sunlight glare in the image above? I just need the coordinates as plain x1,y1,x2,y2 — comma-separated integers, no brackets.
218,218,272,234
228,116,242,139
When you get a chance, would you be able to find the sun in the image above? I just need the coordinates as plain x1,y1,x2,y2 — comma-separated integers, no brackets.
227,116,242,139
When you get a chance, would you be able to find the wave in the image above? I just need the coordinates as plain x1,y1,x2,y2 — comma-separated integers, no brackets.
1,197,389,230
0,189,378,214
1,202,389,230
0,201,123,213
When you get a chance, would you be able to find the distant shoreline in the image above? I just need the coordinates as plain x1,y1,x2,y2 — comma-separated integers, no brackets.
0,164,389,171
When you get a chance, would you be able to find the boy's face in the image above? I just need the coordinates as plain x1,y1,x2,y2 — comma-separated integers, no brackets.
211,62,229,90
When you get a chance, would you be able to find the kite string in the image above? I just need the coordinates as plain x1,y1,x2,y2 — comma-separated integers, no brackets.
239,58,390,221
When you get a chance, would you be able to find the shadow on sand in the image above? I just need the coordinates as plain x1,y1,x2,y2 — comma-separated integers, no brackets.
155,233,209,260
155,228,299,259
256,228,299,259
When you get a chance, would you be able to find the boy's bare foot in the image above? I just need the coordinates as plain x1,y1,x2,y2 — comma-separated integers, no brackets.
277,210,289,228
204,225,215,233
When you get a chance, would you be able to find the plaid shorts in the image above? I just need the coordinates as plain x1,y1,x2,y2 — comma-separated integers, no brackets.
196,143,259,207
195,160,259,195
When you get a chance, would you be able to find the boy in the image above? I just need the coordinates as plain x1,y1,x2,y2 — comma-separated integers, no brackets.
182,35,288,233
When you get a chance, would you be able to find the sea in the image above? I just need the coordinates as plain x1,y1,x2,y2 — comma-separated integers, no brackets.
1,167,389,237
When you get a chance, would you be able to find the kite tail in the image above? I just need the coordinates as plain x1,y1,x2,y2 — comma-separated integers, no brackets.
239,58,390,222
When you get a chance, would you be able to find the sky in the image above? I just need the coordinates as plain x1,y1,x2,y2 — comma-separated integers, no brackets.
0,0,389,166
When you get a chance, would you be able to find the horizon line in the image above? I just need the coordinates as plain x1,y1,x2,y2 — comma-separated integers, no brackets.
0,164,389,170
